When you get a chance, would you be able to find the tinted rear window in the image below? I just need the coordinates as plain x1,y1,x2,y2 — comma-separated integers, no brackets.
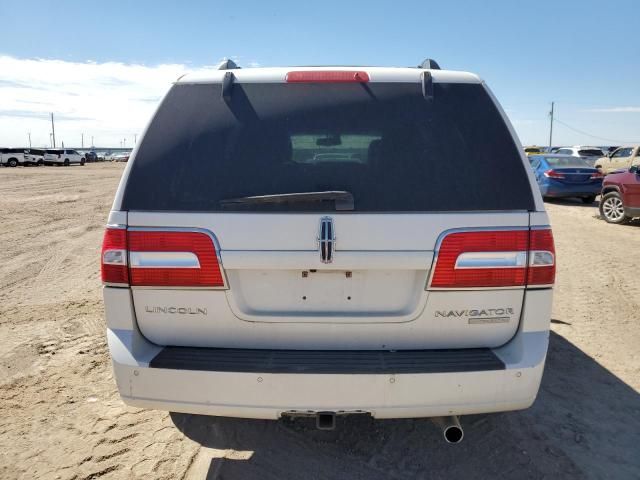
578,149,603,157
545,156,591,168
122,82,535,212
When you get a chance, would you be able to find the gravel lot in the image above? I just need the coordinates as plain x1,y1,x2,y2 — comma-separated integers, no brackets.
0,163,638,480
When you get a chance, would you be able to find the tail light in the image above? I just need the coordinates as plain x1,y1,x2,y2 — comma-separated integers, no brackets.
590,171,604,179
286,71,370,83
527,229,556,285
101,227,129,285
429,228,555,289
101,228,226,288
543,169,565,179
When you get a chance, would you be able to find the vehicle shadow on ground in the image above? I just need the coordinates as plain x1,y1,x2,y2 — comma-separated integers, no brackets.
171,332,640,480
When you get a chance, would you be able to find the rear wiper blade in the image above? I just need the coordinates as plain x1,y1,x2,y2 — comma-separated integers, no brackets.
220,191,354,211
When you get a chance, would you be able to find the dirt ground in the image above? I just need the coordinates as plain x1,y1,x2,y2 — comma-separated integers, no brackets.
0,163,638,480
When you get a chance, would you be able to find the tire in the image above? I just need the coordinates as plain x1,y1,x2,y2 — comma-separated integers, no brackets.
581,196,596,204
599,192,630,224
38,160,44,166
64,159,70,166
80,158,85,166
8,158,18,167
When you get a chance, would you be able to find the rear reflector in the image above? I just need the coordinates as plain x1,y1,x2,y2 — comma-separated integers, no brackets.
100,228,226,288
286,71,370,83
429,228,555,289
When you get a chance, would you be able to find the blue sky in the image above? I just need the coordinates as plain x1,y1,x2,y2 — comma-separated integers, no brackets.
1,0,639,147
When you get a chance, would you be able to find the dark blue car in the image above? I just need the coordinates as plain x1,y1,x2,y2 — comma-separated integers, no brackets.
528,154,604,204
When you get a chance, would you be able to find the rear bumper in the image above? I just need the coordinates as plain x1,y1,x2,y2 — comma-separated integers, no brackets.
107,313,549,419
540,182,601,198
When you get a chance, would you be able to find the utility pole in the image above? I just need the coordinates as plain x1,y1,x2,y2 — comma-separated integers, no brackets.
49,133,53,148
123,138,126,148
91,136,94,147
81,133,84,149
28,132,32,148
548,101,554,148
134,134,137,145
50,113,56,148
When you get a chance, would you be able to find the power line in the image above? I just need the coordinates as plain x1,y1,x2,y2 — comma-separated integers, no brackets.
552,117,640,144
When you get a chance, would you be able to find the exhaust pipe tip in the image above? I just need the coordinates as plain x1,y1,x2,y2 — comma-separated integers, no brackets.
432,415,464,444
443,424,464,444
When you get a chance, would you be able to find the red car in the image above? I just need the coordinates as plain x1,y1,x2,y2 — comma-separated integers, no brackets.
600,165,640,224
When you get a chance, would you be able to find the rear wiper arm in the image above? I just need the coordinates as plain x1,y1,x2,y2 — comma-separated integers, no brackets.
220,191,354,211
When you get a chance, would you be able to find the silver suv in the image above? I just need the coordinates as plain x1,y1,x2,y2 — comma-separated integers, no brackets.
102,60,555,440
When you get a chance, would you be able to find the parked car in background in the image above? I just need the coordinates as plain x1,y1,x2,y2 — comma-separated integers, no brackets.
600,164,640,224
111,152,130,162
0,147,27,167
24,148,45,166
594,146,640,175
555,146,605,166
84,151,98,163
44,149,85,166
529,154,603,203
524,146,544,155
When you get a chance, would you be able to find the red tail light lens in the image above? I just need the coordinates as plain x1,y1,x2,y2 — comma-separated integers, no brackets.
127,230,225,287
429,228,555,289
543,169,565,179
590,171,604,179
101,228,226,288
101,227,129,285
430,230,529,288
286,71,370,83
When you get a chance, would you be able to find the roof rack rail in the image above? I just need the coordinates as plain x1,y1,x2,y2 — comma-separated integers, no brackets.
218,59,240,70
417,58,440,70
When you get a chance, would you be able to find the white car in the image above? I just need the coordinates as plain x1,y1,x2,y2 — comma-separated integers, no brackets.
111,152,130,162
44,149,85,166
0,147,27,167
555,146,604,166
101,60,555,442
24,148,45,166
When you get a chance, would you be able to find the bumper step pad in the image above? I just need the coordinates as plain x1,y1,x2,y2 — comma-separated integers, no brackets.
149,347,505,374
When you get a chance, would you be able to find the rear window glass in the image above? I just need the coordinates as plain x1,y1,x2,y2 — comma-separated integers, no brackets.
545,156,591,168
578,149,603,157
122,82,535,212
